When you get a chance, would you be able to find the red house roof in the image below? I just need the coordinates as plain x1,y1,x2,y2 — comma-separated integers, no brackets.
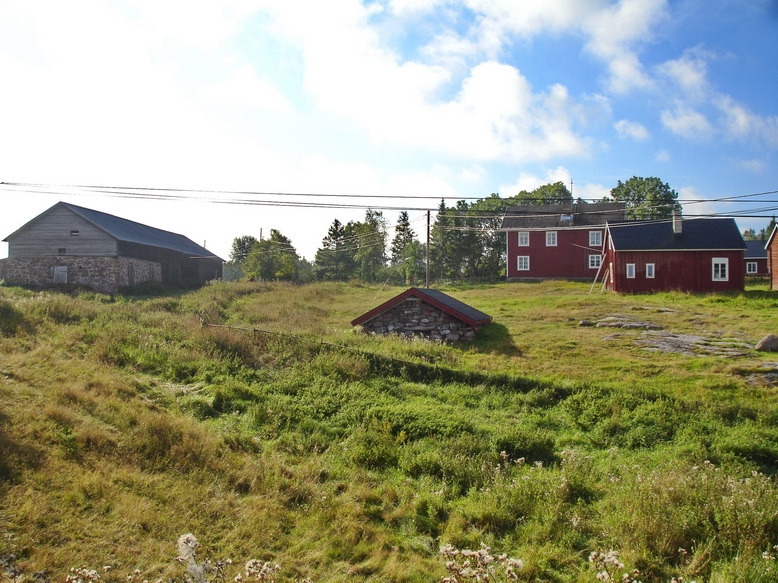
351,288,492,328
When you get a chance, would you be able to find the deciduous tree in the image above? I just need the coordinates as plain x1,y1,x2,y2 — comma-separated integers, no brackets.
610,176,680,220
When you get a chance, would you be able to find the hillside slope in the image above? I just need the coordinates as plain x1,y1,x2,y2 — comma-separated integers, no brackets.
1,281,778,582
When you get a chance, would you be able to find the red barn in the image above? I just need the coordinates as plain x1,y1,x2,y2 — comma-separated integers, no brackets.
500,201,626,280
602,215,746,293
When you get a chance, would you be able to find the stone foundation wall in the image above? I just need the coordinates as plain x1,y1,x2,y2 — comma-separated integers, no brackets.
359,298,478,342
0,256,161,293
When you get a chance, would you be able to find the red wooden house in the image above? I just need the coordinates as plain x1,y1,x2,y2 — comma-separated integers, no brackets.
500,201,627,280
767,226,778,290
744,240,769,277
602,215,746,293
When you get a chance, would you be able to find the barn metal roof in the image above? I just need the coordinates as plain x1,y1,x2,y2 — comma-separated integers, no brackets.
500,201,627,229
351,287,492,328
606,217,746,251
5,202,221,259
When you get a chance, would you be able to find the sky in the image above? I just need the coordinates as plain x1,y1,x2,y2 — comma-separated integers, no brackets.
1,0,777,262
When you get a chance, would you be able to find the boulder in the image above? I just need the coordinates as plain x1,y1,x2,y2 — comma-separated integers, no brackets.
756,334,778,352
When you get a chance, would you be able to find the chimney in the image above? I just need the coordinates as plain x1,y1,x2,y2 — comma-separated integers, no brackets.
672,209,682,235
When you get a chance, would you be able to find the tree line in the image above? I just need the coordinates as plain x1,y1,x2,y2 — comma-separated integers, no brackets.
223,176,770,284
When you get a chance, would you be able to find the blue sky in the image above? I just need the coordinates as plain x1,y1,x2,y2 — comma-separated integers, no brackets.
1,0,777,261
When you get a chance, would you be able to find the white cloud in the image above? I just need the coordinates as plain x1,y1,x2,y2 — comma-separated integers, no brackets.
655,149,671,162
736,158,767,173
198,66,292,112
578,182,611,200
656,46,713,100
582,0,668,94
714,95,778,148
660,105,714,141
615,119,649,141
257,1,593,162
677,186,717,217
499,166,572,196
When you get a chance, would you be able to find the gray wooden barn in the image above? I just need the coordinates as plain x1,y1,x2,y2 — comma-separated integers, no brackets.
0,202,222,293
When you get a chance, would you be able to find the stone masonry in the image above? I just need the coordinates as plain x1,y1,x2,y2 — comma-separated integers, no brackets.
0,256,161,293
358,297,479,342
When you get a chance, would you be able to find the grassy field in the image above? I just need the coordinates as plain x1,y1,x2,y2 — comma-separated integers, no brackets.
1,280,778,583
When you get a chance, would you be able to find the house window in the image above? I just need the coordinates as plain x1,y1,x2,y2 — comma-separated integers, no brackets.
746,262,757,275
517,256,530,271
589,254,602,269
58,247,66,254
712,258,728,281
518,231,530,247
589,231,602,247
646,263,655,278
626,263,636,279
70,230,79,236
546,231,557,247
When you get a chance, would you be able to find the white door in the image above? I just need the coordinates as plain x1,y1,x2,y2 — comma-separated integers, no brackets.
53,265,67,284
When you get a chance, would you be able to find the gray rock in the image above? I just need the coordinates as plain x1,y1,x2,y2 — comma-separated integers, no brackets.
756,334,778,352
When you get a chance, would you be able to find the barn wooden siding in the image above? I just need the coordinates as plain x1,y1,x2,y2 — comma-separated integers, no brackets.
505,228,604,280
765,227,778,289
7,206,118,257
605,249,745,293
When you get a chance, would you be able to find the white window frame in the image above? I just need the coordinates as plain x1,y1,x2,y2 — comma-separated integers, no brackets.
517,256,530,271
645,263,655,279
712,258,729,281
589,230,602,247
546,231,557,247
626,263,636,279
588,254,601,269
518,231,530,247
746,261,758,275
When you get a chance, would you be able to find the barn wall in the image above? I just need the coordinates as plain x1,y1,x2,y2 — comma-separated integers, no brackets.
118,241,222,286
358,298,479,342
7,207,118,257
506,228,604,280
606,250,744,293
0,256,161,293
744,257,768,277
769,242,778,290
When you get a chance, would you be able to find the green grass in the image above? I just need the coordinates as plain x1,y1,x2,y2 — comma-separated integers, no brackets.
1,280,778,582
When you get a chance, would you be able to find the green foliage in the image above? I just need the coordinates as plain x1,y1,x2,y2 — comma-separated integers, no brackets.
514,181,572,205
242,229,300,281
610,175,681,219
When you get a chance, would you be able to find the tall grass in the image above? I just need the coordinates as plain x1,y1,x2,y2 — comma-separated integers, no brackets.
1,281,777,582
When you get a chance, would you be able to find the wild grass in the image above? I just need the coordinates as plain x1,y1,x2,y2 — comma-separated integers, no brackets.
1,280,778,582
